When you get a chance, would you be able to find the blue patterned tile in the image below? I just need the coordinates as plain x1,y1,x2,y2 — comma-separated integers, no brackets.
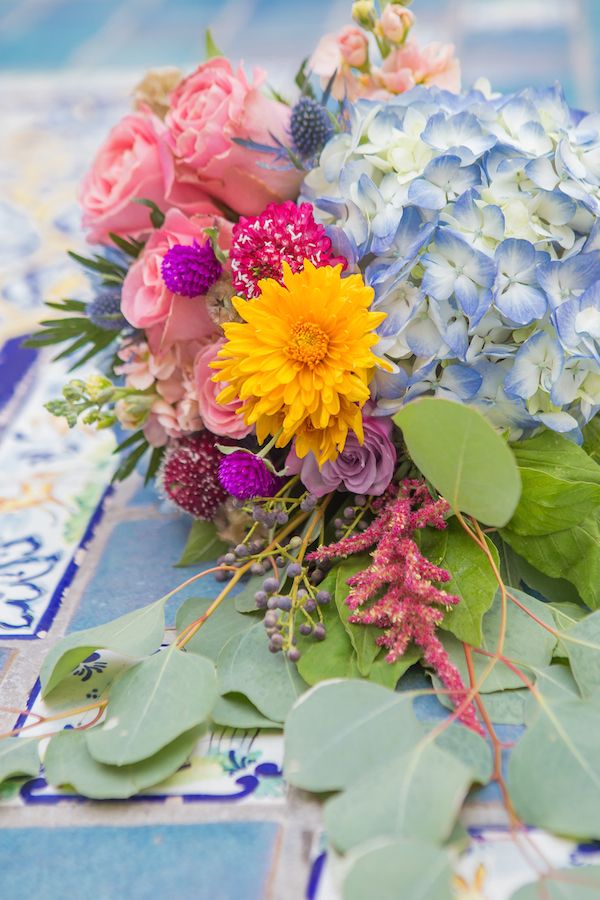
0,338,37,414
69,517,221,630
0,822,280,900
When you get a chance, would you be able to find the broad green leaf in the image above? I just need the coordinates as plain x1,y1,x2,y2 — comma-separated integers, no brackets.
428,519,499,646
175,596,258,660
324,742,472,852
296,596,361,685
509,432,600,536
0,738,40,783
432,677,528,725
564,611,600,696
343,838,453,900
524,665,579,721
500,542,582,606
233,575,267,613
511,870,600,899
551,602,589,659
394,398,521,526
40,598,167,697
440,589,556,693
217,623,306,722
284,680,423,792
205,28,223,59
367,647,421,690
175,519,228,567
509,692,600,838
330,558,380,675
45,726,203,800
583,417,600,464
501,509,600,609
432,721,493,784
86,647,216,765
212,693,282,729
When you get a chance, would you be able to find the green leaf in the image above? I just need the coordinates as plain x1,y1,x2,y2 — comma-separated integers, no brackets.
428,519,499,646
217,623,306,722
284,680,423,792
233,575,267,612
45,725,203,800
205,28,222,59
296,592,361,685
511,870,600,899
367,647,421,690
133,198,165,228
0,738,40,783
343,838,453,900
500,542,582,606
583,416,600,464
40,598,167,697
551,602,589,658
324,742,473,852
175,596,258,661
508,692,600,839
330,557,380,675
440,589,556,693
85,647,216,765
563,610,600,697
394,398,521,526
501,509,600,609
212,693,282,729
432,721,493,784
175,519,229,567
509,432,600,536
432,678,529,725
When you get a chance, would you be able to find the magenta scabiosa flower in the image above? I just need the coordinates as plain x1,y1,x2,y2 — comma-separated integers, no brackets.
159,432,228,519
218,451,280,500
161,239,222,298
229,201,347,299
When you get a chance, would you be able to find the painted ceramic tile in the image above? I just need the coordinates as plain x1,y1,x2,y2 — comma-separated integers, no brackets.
0,354,115,637
6,651,284,805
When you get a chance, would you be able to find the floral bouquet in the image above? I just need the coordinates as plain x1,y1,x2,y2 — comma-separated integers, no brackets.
13,0,600,895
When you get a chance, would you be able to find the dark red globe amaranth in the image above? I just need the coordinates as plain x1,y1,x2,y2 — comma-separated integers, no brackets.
159,432,229,519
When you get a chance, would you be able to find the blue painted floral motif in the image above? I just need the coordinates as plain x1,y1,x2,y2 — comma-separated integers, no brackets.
72,653,107,682
0,537,60,630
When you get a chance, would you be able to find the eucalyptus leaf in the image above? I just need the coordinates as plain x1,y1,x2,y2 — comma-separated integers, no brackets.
432,677,528,725
217,623,306,722
324,742,472,852
175,596,258,661
524,665,579,721
500,543,582,606
511,870,600,899
563,611,600,697
551,602,588,659
233,575,267,613
432,721,493,784
45,725,203,800
40,597,167,697
429,519,499,646
85,647,217,765
342,838,454,900
508,692,600,839
212,693,282,730
0,738,40,784
175,520,228,567
284,680,424,792
394,398,521,526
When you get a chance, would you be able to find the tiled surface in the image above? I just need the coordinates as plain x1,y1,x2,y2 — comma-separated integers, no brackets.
2,7,600,899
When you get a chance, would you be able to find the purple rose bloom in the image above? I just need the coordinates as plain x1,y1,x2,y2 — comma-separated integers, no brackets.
286,416,396,497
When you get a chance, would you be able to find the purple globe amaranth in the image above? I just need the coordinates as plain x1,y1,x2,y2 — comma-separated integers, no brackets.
286,416,397,497
219,451,281,500
161,239,222,297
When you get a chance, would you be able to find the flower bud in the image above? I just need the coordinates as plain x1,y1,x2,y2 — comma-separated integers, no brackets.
379,4,415,44
352,0,377,30
337,25,369,68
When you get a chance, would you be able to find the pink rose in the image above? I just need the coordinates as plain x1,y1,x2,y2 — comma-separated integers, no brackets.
194,339,252,440
377,41,460,95
338,25,369,67
121,208,231,350
166,58,301,216
379,5,414,44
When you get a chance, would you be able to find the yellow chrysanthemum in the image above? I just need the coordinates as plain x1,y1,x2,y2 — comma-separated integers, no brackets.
211,260,390,465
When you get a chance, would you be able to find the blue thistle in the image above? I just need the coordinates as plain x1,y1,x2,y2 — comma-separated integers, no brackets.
290,97,334,159
88,289,127,331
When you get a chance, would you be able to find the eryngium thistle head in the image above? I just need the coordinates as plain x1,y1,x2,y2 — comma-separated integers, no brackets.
290,97,334,159
88,289,127,331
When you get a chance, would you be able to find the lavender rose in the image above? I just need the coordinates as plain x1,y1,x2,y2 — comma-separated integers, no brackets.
286,416,396,498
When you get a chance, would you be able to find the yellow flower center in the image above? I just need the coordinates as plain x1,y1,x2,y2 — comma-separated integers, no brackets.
286,320,329,367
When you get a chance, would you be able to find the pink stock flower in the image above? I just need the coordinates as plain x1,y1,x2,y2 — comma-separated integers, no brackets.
121,208,230,349
379,5,415,44
286,416,396,497
166,58,302,216
309,28,369,101
308,480,483,735
79,111,219,245
376,41,461,95
194,339,252,440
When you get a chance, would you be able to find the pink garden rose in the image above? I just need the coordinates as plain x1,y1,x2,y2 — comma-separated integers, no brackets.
286,416,397,497
121,208,231,350
79,112,219,245
166,58,301,216
376,41,460,95
194,339,252,440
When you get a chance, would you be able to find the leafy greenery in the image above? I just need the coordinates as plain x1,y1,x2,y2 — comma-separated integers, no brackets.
394,397,522,526
342,838,454,900
0,739,40,783
25,298,121,370
511,870,600,898
176,520,229,567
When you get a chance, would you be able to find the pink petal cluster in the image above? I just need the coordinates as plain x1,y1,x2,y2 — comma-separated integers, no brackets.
375,41,461,96
308,480,483,734
166,58,302,216
194,339,253,440
286,416,396,497
230,201,346,299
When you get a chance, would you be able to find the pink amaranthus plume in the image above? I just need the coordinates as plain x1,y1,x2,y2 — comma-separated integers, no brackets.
308,480,483,735
229,201,346,299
